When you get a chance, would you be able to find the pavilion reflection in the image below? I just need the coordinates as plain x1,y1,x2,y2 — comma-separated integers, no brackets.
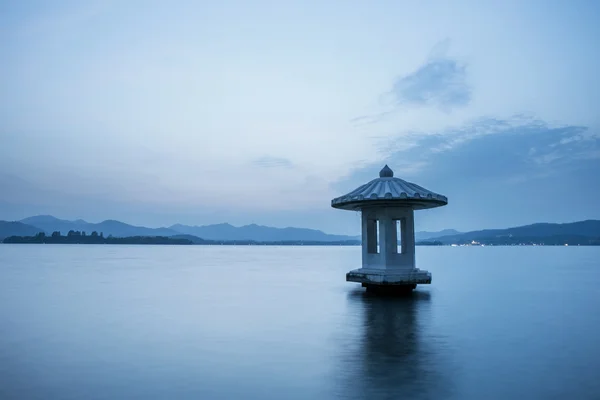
336,289,451,400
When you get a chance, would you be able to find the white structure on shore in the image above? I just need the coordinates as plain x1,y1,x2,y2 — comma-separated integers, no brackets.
331,165,448,293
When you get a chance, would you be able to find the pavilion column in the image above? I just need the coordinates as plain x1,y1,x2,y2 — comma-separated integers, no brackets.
361,210,380,268
380,213,398,269
402,210,416,269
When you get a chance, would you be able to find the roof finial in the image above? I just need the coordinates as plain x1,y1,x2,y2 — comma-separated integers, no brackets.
379,164,394,178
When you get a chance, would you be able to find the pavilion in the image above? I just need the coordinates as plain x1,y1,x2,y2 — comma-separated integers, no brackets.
331,165,448,293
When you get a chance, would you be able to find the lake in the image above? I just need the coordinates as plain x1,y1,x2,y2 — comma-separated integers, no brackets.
1,245,599,399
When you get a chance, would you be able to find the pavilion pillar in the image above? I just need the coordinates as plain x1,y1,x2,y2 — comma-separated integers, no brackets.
362,209,381,269
401,209,416,270
380,212,398,268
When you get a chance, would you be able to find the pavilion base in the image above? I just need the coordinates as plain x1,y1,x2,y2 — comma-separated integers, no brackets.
346,268,432,293
362,283,416,295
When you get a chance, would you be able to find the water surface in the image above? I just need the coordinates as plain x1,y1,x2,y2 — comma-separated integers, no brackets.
1,245,599,399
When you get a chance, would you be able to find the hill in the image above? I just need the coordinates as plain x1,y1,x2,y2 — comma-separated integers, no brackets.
20,215,87,234
169,234,361,246
429,220,600,245
415,229,461,241
7,215,600,246
20,215,179,237
0,221,44,240
169,223,360,242
13,215,361,242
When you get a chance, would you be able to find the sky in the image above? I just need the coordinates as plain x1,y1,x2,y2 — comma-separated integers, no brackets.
1,0,599,235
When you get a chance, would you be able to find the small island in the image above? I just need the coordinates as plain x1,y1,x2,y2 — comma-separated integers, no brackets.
3,231,194,245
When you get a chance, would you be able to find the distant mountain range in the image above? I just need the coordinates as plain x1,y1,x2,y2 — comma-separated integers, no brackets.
169,223,359,242
428,220,600,245
414,229,461,241
1,215,599,245
19,215,178,238
0,215,361,242
1,215,457,242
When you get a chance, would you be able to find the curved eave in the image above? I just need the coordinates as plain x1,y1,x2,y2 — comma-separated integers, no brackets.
331,198,447,211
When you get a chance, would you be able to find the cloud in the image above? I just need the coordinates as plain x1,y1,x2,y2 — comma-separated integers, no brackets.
356,116,597,183
251,156,294,169
390,58,470,110
351,41,471,126
333,116,600,229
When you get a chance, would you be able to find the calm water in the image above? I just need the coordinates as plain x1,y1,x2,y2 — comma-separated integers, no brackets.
1,245,599,400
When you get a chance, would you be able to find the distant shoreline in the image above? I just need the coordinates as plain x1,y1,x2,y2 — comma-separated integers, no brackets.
1,233,361,246
0,242,362,246
2,237,599,247
3,216,599,246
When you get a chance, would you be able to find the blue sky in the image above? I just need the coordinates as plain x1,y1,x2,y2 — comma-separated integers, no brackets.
1,0,599,235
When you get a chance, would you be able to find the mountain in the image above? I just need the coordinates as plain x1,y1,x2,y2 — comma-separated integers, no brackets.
169,234,361,246
20,215,179,238
429,220,600,244
16,215,359,241
169,223,361,242
20,215,88,234
0,221,45,240
12,215,600,245
91,220,179,237
415,229,461,241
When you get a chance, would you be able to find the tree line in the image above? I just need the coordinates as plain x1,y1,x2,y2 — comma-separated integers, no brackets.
3,231,193,245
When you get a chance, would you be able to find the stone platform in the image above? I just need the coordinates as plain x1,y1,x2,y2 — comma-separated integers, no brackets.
346,268,432,292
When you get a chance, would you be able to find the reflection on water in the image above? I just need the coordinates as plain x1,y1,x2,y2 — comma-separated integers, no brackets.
338,289,452,400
